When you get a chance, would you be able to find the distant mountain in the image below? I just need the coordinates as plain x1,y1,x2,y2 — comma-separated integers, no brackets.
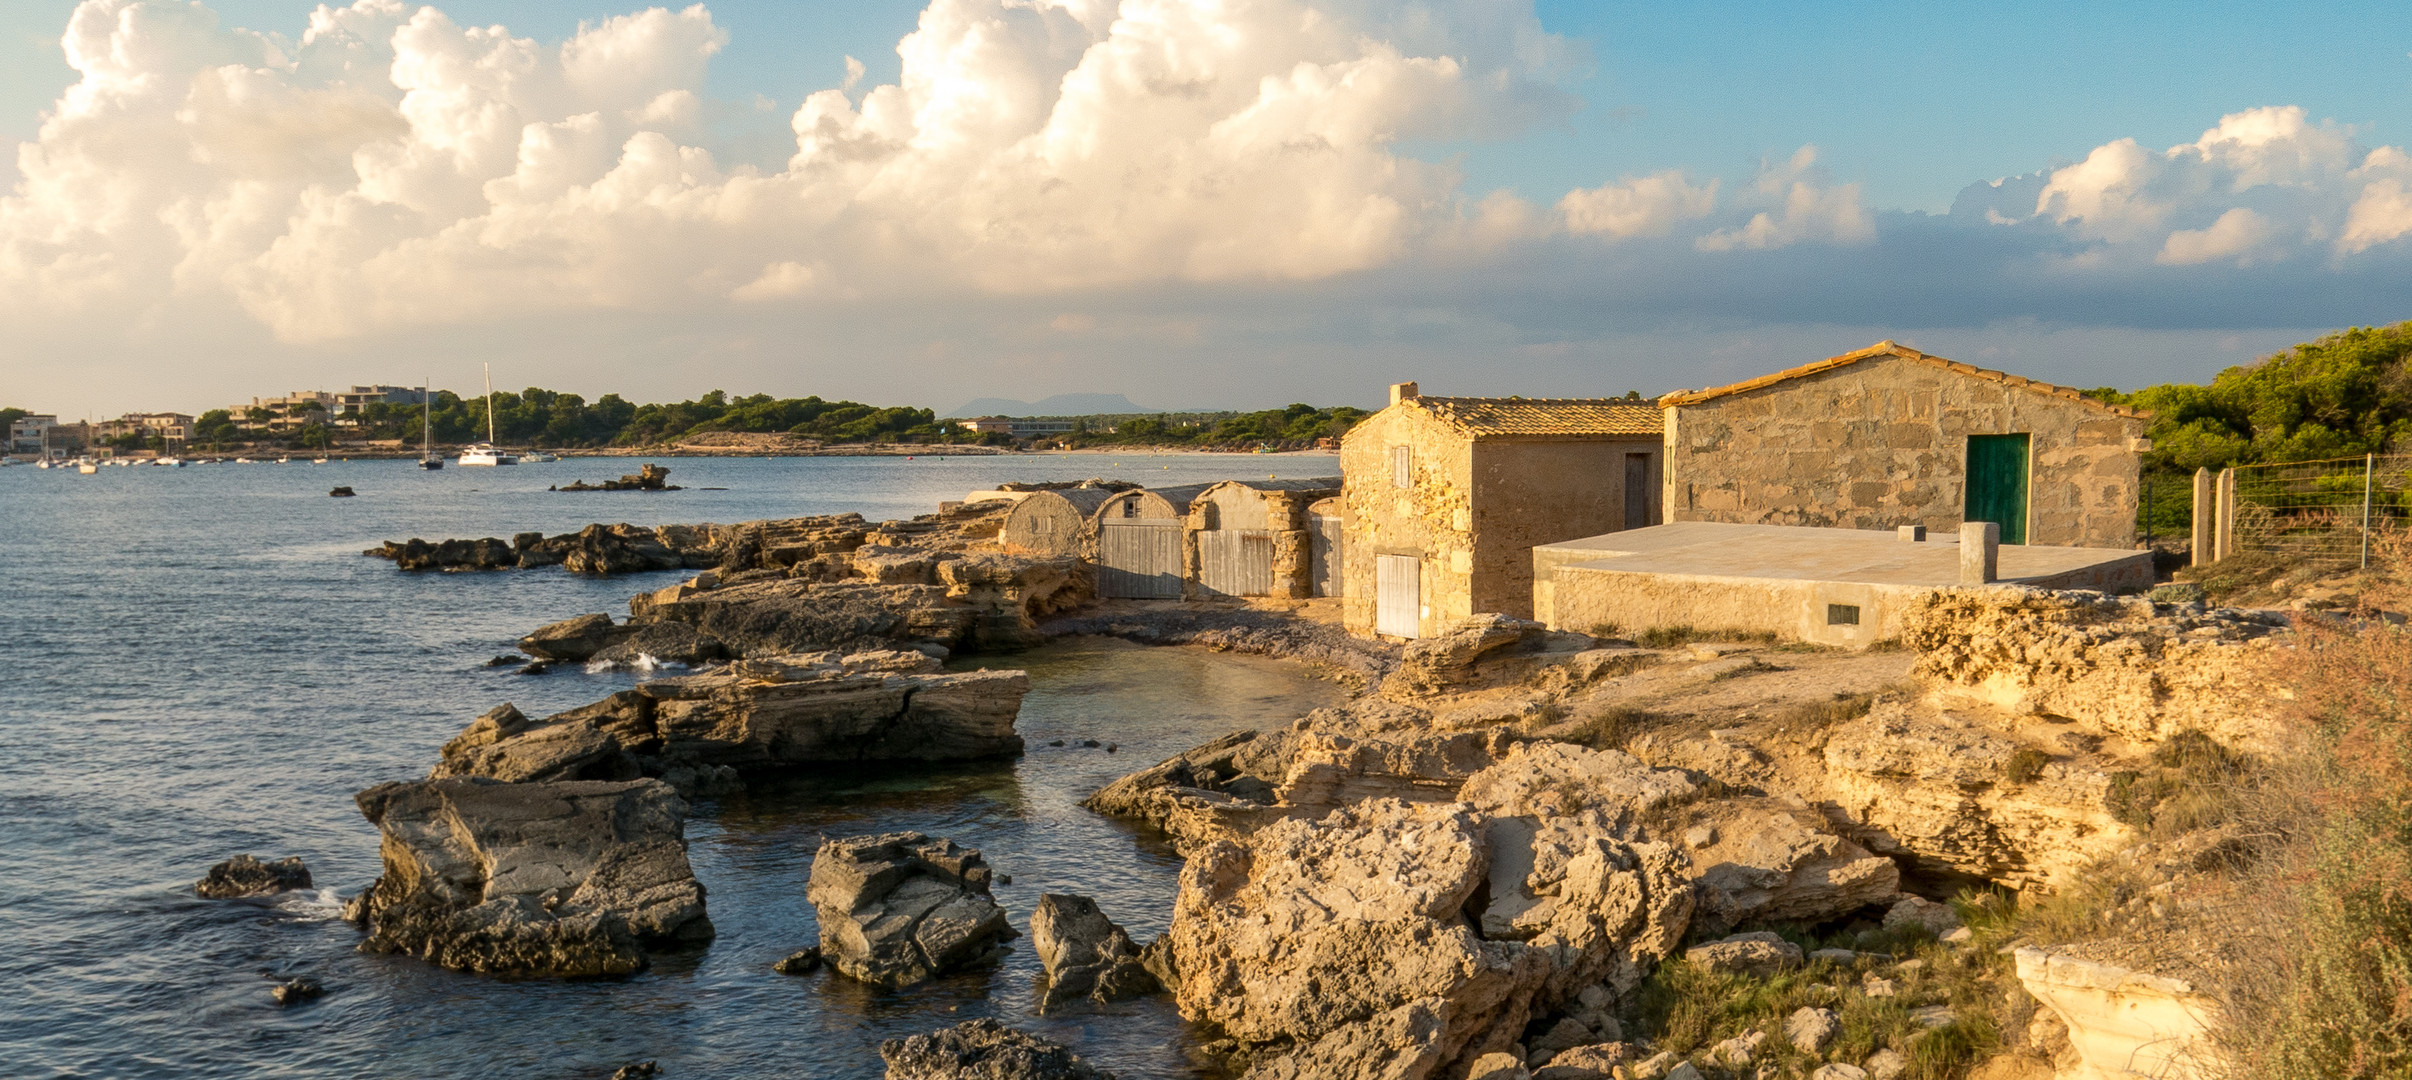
946,392,1157,418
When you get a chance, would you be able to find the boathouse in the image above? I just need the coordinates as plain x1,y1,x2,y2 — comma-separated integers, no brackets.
1187,477,1342,599
999,488,1117,558
1093,484,1210,598
1658,341,2150,548
1340,384,1663,639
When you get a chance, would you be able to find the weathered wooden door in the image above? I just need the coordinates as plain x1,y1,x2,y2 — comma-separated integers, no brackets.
1375,554,1420,638
1308,513,1342,597
1965,434,2032,545
1198,529,1275,597
1623,452,1652,531
1097,522,1183,598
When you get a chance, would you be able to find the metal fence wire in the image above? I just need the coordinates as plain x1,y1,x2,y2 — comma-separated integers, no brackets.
2231,453,2412,567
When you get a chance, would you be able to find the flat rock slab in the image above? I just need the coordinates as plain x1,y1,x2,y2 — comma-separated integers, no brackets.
880,1018,1116,1080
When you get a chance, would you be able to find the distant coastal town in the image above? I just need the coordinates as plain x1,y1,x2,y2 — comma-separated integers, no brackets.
0,384,1369,461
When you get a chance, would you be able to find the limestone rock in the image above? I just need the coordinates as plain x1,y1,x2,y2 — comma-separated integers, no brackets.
2013,948,2212,1080
1683,799,1900,935
1883,896,1964,938
269,975,323,1005
774,946,822,974
1458,742,1698,828
1709,1030,1765,1067
1787,1006,1840,1052
1030,894,1157,1010
1541,1042,1628,1075
1904,588,2288,751
1864,1049,1907,1079
1397,614,1548,689
879,1018,1116,1080
431,659,1026,794
342,777,712,977
1166,800,1544,1074
1683,932,1802,978
195,854,312,898
519,613,624,661
1810,1066,1869,1080
640,579,980,656
1465,1052,1532,1080
808,832,1013,988
590,621,727,666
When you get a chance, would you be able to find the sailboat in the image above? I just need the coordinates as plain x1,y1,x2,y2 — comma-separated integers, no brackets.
418,379,443,470
458,363,517,466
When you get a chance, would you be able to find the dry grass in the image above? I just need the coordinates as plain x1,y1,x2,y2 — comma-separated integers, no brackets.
2205,533,2412,1079
1558,704,1654,750
1775,690,1878,728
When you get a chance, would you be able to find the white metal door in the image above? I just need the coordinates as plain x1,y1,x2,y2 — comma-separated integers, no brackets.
1375,554,1420,638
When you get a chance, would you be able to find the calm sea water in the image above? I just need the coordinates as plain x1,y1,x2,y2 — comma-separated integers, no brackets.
0,454,1342,1079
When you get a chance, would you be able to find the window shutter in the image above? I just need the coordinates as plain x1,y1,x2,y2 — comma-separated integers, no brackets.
1391,445,1411,489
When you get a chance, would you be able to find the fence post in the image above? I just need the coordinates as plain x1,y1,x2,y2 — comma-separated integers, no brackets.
2366,452,2377,571
2214,467,2237,562
2190,467,2213,566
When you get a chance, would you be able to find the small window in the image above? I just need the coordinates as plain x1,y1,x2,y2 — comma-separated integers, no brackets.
1390,445,1412,489
1826,604,1861,626
1122,501,1138,518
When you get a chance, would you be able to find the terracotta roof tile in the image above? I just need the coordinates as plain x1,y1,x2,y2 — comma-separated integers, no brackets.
1407,397,1664,438
1654,341,2150,419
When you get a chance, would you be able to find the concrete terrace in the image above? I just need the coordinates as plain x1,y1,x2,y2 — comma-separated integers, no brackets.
1534,522,2154,646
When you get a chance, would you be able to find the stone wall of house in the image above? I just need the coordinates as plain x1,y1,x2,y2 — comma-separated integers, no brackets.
1663,354,2145,548
1340,408,1474,636
1468,437,1660,617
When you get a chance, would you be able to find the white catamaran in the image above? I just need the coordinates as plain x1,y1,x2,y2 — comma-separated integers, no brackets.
458,364,517,466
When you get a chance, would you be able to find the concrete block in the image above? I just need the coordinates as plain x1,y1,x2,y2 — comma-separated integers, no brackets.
1960,521,1999,584
1898,525,1926,542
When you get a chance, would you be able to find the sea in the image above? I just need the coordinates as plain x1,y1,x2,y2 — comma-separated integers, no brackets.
0,453,1346,1079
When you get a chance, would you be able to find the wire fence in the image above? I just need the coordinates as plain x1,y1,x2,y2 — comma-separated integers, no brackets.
2230,453,2412,567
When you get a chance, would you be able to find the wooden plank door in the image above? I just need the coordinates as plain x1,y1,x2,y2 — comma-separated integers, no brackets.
1198,529,1275,596
1623,452,1652,531
1308,514,1342,597
1097,522,1183,597
1375,554,1420,638
1965,433,2031,545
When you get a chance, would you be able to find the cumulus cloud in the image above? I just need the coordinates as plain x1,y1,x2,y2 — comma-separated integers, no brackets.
1693,146,1872,252
0,0,1578,340
2014,105,2412,266
1558,169,1716,238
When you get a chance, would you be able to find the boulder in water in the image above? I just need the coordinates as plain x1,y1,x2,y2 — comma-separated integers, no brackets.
195,854,312,898
880,1018,1116,1080
1030,893,1158,1011
807,832,1013,988
519,613,624,661
342,777,712,977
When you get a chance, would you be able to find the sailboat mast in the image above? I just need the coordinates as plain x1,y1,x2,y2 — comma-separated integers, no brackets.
484,363,496,445
422,379,432,458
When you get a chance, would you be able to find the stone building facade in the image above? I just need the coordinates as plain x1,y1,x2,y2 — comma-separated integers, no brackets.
1184,478,1340,599
1340,385,1663,638
1658,342,2149,548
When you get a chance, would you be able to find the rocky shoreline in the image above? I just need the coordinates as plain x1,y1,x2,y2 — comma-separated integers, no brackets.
238,477,2296,1077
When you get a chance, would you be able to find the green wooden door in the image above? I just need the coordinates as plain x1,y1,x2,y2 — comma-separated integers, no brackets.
1965,433,2031,545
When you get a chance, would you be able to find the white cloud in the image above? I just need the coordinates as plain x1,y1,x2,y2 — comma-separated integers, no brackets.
0,0,1578,341
2025,105,2412,265
2155,206,2272,266
1558,169,1716,238
1694,145,1871,252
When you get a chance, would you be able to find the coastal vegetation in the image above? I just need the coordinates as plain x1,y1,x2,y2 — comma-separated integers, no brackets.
167,390,1372,452
2085,320,2412,536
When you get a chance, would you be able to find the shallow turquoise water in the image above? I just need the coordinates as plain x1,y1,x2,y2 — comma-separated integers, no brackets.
0,454,1341,1078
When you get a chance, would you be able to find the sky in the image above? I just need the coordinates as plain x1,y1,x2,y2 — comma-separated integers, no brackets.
3,0,2410,418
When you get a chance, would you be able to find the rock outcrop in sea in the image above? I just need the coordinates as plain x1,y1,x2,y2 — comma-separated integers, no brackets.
807,832,1015,988
880,1018,1117,1080
342,777,712,977
194,854,312,898
1030,893,1159,1011
431,650,1027,795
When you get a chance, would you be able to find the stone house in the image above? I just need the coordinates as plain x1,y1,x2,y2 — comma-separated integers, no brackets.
1093,484,1210,598
1340,384,1663,639
1658,341,2149,548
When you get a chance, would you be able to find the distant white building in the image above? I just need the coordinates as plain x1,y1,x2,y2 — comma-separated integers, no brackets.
9,413,58,454
955,416,1077,436
335,385,430,415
